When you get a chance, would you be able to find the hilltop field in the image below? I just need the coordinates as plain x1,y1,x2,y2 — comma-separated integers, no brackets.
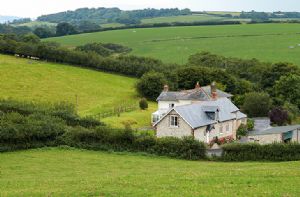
45,23,300,65
0,54,155,128
0,148,300,197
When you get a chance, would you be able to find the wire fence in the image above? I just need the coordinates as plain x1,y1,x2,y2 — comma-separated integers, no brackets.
92,103,138,120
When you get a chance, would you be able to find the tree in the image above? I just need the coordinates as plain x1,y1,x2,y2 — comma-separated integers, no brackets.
56,22,77,36
176,67,212,90
21,33,40,44
269,107,289,126
139,98,148,110
242,92,271,117
275,74,300,108
261,63,300,91
76,20,100,32
34,27,54,38
136,72,167,100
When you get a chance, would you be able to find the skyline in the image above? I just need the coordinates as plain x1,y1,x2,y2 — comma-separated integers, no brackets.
0,0,300,18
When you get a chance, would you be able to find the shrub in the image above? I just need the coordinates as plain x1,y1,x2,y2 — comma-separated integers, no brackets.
236,125,248,139
269,107,289,126
221,143,300,161
139,98,148,110
247,119,254,131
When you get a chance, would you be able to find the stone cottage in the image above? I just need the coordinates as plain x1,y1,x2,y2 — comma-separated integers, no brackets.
152,82,247,143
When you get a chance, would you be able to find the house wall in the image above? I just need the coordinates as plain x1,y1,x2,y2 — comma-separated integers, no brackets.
194,127,206,142
156,110,193,138
247,134,282,144
292,129,300,142
158,100,192,111
209,120,235,141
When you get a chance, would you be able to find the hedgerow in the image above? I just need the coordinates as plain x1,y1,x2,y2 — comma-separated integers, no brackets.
221,143,300,161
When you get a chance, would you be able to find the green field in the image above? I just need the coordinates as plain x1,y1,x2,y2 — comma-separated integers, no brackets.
0,148,299,196
0,55,154,128
16,21,57,28
141,14,225,24
45,23,300,65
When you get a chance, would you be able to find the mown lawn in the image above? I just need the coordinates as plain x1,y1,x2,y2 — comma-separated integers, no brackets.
0,55,154,128
0,148,299,197
45,23,300,65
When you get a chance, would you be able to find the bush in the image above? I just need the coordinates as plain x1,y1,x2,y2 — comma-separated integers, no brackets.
139,98,148,110
0,100,103,152
269,107,289,126
221,143,300,161
247,119,254,131
236,125,248,139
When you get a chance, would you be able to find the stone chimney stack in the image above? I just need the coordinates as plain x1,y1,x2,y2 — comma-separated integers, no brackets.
195,82,200,89
163,84,169,92
211,81,218,100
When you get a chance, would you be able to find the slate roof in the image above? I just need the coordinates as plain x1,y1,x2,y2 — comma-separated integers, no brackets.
156,86,232,101
154,97,245,129
237,111,247,120
248,125,300,136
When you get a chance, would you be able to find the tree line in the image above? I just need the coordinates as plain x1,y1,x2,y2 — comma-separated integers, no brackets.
137,51,300,124
37,7,192,25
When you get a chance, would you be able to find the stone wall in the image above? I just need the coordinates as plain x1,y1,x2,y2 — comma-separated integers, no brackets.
156,110,193,138
248,134,282,144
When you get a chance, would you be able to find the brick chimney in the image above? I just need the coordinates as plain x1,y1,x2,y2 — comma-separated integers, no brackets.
210,81,217,100
163,84,169,92
195,81,200,89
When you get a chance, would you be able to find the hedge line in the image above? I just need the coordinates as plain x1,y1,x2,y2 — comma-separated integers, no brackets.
221,143,300,161
63,126,206,160
0,99,206,160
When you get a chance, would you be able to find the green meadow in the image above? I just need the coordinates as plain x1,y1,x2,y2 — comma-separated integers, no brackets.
141,14,225,24
0,55,154,128
0,148,299,197
45,23,300,65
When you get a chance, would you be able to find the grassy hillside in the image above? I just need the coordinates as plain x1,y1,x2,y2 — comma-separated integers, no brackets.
45,23,300,65
0,148,299,196
0,55,154,128
15,21,57,28
141,14,225,24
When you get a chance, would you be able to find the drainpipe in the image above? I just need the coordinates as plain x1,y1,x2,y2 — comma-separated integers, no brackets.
192,129,195,138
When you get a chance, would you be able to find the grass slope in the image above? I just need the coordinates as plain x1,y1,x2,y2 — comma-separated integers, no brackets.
15,21,57,28
0,55,154,128
0,148,299,197
141,14,225,24
45,23,300,65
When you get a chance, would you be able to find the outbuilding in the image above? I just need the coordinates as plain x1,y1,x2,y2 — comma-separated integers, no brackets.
248,125,300,144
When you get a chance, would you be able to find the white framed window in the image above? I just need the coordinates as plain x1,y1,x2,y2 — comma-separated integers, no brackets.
226,124,230,133
170,115,178,127
219,125,223,135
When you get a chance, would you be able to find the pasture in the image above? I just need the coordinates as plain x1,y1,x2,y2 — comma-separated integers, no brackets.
0,148,299,196
15,21,57,28
141,14,225,24
45,23,300,65
0,55,154,128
